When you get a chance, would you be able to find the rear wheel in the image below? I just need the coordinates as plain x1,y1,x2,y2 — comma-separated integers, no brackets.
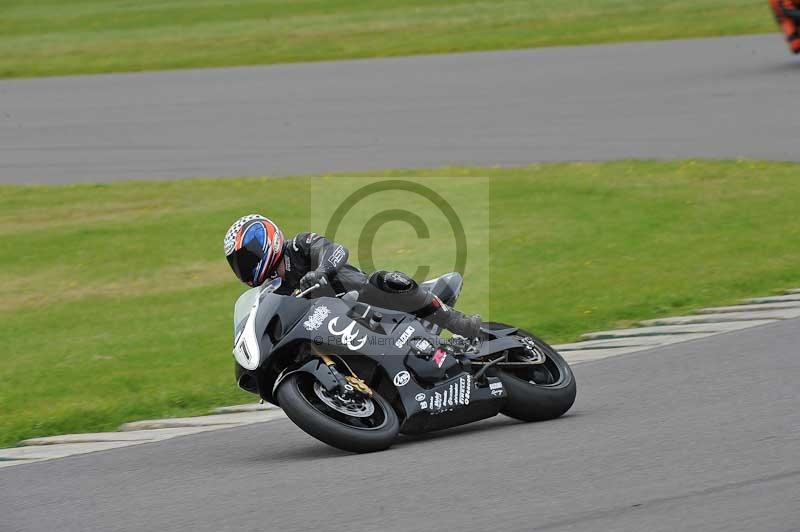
483,322,577,422
276,373,399,453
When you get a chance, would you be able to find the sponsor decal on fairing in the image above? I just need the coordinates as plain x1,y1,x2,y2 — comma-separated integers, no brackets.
490,380,504,397
327,317,368,351
411,338,432,353
408,378,475,414
395,325,415,348
393,371,411,387
303,306,330,331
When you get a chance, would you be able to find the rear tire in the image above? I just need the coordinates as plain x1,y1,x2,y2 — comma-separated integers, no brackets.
277,373,400,453
483,322,577,422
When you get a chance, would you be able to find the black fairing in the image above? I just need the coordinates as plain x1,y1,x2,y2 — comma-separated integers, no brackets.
404,350,459,383
232,279,525,433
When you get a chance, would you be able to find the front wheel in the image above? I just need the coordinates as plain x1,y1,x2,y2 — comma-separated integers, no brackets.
276,373,400,453
483,322,577,422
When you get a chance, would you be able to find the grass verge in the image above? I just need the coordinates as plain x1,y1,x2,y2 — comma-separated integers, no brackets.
2,160,800,447
1,0,776,79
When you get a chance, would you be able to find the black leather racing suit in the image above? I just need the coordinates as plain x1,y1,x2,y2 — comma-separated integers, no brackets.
277,232,367,296
277,232,476,334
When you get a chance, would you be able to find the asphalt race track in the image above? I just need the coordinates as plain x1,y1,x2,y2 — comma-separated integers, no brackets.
3,33,800,531
2,34,800,184
3,319,799,531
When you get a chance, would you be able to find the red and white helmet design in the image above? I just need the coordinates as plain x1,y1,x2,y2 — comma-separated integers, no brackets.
224,214,285,286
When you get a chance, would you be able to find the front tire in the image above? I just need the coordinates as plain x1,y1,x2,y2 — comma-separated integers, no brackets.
483,322,577,422
277,373,400,453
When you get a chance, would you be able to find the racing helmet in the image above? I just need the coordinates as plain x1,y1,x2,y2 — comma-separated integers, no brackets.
224,214,285,287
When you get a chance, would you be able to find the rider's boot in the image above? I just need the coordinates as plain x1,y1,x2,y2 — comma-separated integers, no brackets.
425,299,482,339
444,310,482,339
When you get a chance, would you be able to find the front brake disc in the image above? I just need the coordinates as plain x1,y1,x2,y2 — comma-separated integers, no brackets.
313,382,375,418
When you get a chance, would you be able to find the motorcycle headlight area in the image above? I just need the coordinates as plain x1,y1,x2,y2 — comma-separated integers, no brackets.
233,300,262,370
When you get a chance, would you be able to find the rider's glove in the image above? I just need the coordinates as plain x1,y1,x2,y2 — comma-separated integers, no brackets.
299,270,328,291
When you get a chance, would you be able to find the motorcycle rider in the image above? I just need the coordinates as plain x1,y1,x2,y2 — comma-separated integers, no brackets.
770,0,800,53
223,214,482,338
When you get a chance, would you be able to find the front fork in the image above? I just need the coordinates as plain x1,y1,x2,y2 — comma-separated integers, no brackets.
312,346,373,397
272,346,374,399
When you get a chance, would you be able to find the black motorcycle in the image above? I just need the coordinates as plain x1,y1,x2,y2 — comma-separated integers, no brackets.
232,273,576,453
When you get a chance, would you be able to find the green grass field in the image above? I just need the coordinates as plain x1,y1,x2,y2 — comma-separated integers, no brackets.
1,0,775,78
3,160,800,447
